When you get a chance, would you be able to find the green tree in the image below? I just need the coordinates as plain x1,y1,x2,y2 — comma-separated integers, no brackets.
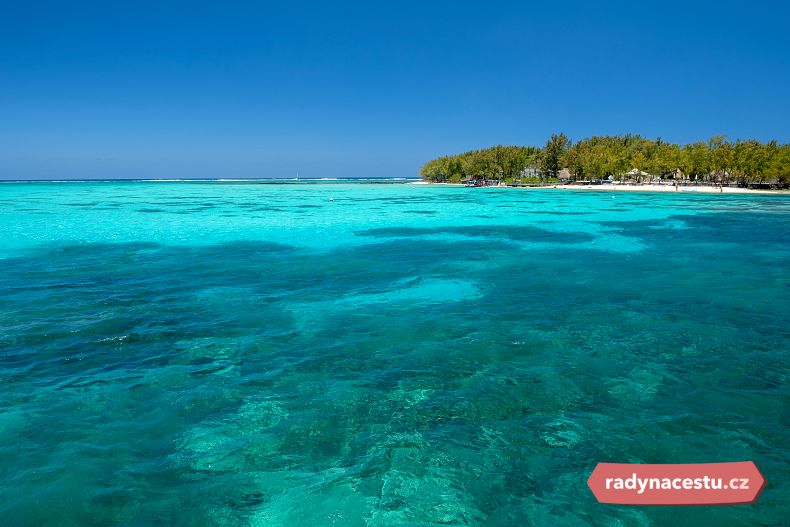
682,142,710,181
541,133,571,180
420,134,788,189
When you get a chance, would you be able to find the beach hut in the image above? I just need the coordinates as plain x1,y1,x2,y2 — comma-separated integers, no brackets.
625,168,649,183
558,168,572,183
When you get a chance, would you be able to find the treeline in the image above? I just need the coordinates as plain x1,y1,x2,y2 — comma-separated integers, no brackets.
420,134,790,186
420,145,542,182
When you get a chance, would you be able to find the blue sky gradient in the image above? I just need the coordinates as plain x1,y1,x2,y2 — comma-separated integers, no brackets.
2,1,788,179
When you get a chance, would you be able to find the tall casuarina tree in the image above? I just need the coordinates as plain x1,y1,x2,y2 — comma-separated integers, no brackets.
541,133,571,180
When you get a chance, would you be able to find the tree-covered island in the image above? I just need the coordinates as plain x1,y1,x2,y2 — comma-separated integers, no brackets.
420,134,790,188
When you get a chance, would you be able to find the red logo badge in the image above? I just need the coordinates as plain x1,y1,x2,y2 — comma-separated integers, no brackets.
587,461,766,505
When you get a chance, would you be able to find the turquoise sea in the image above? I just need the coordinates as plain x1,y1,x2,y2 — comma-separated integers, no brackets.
1,180,788,526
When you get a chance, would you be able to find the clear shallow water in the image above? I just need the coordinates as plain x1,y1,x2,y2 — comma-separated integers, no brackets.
1,182,788,526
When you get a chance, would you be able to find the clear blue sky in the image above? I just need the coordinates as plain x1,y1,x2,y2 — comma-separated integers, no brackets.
2,0,788,179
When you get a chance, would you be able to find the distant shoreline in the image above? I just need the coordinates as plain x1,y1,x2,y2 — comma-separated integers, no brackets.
0,177,421,184
2,178,786,194
408,181,790,195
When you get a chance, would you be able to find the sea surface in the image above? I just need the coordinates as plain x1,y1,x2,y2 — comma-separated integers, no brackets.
1,180,788,526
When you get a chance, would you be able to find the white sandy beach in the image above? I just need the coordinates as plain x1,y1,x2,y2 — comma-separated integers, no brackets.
409,181,787,195
552,183,785,194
